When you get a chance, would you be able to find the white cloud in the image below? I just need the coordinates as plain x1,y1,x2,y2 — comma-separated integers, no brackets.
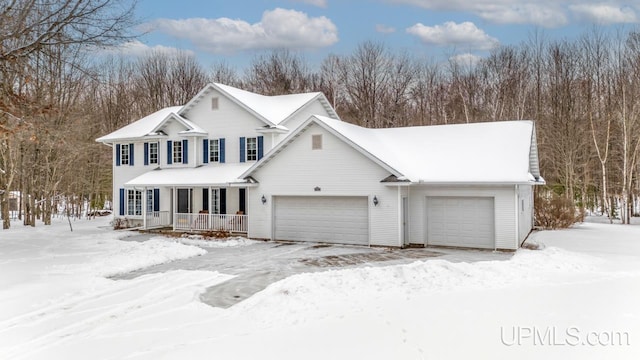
388,0,572,27
407,21,498,50
147,8,338,54
292,0,327,7
376,24,396,34
103,40,195,57
569,4,637,24
450,53,482,67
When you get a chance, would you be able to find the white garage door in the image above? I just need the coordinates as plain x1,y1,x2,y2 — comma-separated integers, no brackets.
274,196,369,245
426,197,495,249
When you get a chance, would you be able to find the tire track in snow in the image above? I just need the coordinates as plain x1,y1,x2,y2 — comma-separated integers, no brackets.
0,270,232,360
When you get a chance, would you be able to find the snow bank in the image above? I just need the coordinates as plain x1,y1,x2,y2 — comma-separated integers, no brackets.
232,246,602,326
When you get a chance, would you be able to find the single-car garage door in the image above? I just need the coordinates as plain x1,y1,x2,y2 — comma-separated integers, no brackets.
274,196,369,245
426,196,495,249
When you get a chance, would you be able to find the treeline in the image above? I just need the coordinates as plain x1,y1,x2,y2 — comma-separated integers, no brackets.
1,3,639,229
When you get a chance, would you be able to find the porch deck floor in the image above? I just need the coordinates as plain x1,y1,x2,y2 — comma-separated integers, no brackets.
114,236,512,308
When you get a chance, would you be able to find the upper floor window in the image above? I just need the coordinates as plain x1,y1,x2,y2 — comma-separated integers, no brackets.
149,142,158,164
211,97,219,110
246,137,257,161
121,144,130,165
209,139,219,162
172,140,182,164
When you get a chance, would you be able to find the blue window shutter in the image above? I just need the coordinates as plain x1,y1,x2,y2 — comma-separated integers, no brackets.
182,139,188,164
203,139,209,164
129,143,134,166
257,136,264,160
239,137,246,163
115,144,121,166
167,141,172,165
202,188,209,211
119,188,125,216
220,189,227,214
144,142,149,165
153,189,160,212
219,138,225,163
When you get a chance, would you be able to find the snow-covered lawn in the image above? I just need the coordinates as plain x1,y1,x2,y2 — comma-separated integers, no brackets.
0,217,639,359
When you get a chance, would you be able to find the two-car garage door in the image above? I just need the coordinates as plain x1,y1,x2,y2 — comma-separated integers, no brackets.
426,196,495,249
274,196,368,245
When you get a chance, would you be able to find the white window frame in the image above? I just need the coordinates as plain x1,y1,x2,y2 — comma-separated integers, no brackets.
127,189,142,216
246,137,257,161
210,188,220,214
146,189,154,213
149,142,159,165
209,139,219,163
121,144,130,165
172,140,182,164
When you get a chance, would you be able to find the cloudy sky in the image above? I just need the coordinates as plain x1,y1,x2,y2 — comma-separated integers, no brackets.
128,0,640,67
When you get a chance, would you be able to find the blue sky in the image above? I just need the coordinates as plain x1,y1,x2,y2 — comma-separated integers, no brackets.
126,0,640,69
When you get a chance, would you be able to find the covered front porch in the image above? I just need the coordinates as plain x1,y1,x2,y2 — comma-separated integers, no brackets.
125,164,253,233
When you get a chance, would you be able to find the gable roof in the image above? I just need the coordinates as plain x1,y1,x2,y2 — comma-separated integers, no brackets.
179,83,339,126
96,106,206,143
243,116,544,184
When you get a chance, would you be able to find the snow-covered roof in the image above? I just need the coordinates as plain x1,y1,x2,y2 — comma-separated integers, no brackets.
244,116,543,184
125,163,252,187
96,106,201,143
180,83,339,126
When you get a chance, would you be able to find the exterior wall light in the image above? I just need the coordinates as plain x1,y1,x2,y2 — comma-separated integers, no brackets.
373,196,379,206
261,195,267,205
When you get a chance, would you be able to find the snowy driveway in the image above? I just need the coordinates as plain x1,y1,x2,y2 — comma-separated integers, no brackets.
116,235,511,307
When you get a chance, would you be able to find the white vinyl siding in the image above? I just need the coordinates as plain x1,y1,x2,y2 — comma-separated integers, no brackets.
517,185,533,244
247,123,399,247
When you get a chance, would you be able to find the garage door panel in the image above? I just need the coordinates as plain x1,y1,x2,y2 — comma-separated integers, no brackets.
274,196,369,245
427,196,495,249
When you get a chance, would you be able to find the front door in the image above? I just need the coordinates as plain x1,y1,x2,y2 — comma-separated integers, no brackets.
177,189,192,213
239,188,246,214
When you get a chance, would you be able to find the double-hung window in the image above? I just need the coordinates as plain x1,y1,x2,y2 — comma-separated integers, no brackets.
209,139,219,163
146,189,154,213
149,142,158,165
172,140,182,164
246,137,257,161
121,144,130,165
127,189,142,216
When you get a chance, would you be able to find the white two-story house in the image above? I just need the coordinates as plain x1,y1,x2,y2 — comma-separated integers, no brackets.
96,83,339,232
99,83,543,250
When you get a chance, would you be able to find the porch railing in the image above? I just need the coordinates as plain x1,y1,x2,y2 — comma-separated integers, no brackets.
145,211,171,228
173,213,247,233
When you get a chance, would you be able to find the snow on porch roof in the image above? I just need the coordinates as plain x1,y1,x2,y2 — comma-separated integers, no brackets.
316,117,539,184
125,163,252,187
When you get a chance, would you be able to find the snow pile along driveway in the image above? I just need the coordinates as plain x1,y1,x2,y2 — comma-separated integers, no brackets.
0,218,639,359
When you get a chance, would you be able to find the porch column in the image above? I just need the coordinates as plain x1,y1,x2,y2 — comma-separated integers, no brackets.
172,186,176,231
142,186,147,229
